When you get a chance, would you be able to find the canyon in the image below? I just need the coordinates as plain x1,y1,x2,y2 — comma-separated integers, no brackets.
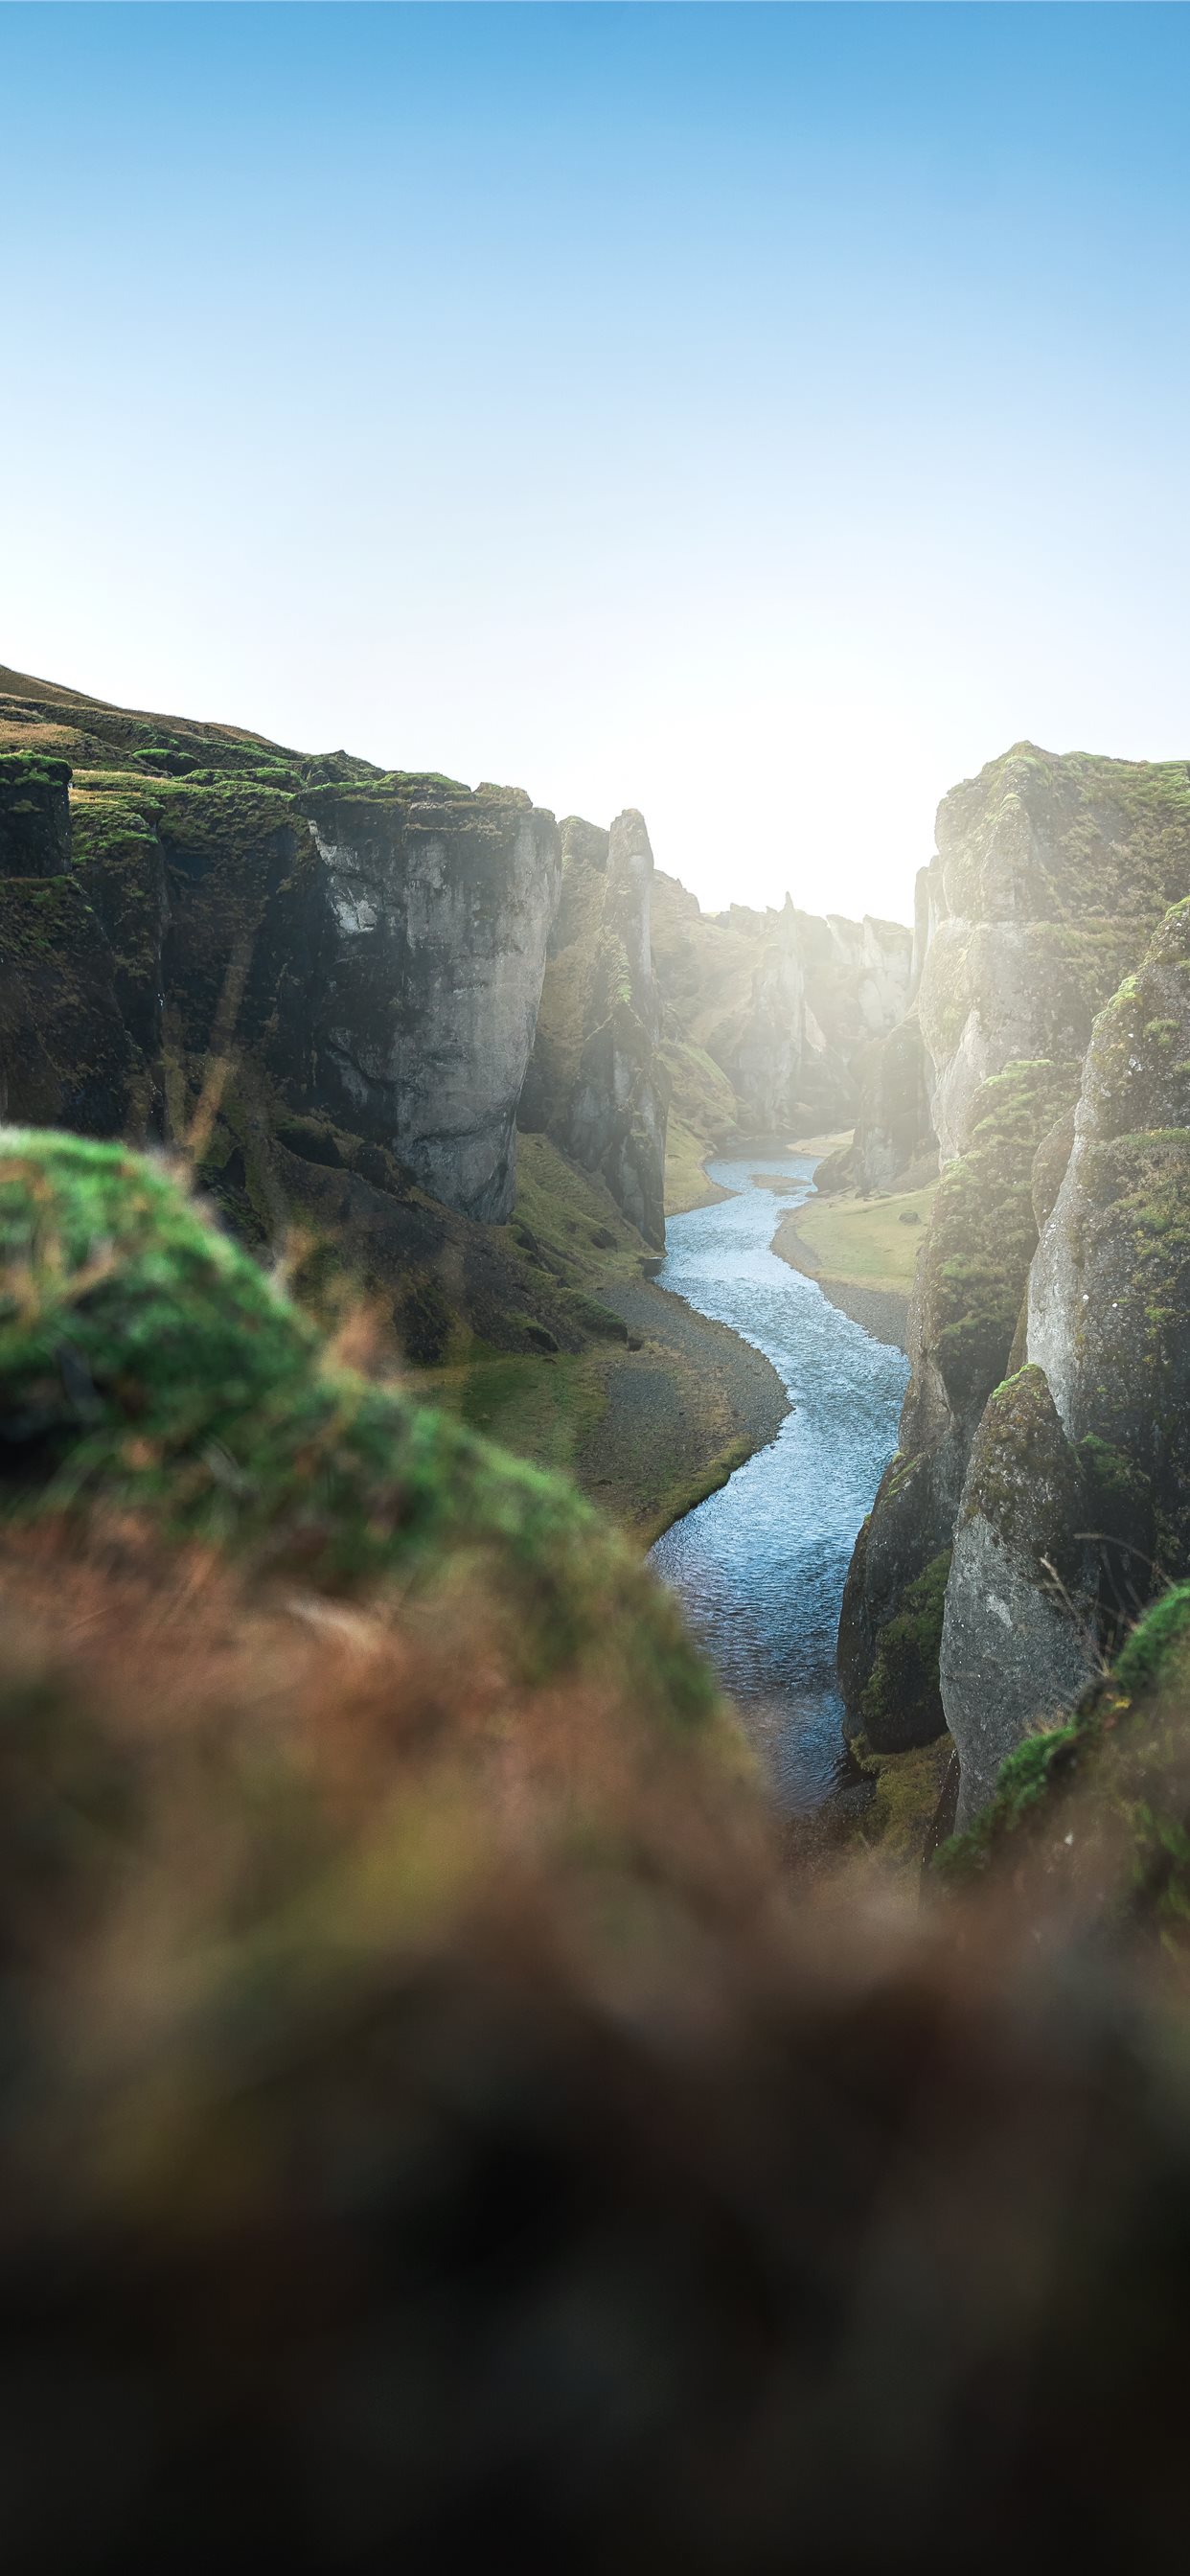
3,660,1190,1865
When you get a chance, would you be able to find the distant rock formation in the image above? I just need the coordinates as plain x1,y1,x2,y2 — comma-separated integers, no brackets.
813,1016,935,1198
649,873,913,1159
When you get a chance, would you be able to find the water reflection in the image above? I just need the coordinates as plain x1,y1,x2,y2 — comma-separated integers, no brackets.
650,1152,907,1810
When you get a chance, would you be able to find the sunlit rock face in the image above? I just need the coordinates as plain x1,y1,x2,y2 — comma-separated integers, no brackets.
519,809,669,1246
302,781,561,1223
918,746,1190,1161
0,670,564,1233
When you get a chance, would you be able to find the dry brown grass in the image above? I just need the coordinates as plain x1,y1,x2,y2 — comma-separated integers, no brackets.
4,1527,1190,2568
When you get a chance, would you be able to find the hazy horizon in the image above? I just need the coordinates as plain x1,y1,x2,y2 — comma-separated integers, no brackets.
7,3,1190,922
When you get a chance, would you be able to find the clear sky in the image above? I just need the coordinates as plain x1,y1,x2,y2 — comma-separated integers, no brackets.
5,4,1190,925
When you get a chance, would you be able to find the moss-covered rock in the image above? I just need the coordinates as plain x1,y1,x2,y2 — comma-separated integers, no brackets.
0,750,73,878
941,1367,1098,1826
0,1131,717,1728
858,1546,950,1752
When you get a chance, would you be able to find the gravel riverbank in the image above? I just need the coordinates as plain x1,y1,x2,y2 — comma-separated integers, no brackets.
580,1276,790,1542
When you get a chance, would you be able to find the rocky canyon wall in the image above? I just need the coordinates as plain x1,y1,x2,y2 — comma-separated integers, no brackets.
839,746,1190,1830
0,670,561,1226
518,810,668,1247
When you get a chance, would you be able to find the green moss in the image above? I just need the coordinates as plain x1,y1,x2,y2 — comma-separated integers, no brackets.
0,749,71,787
935,1716,1085,1886
1112,1584,1190,1695
0,1132,716,1729
858,1548,951,1745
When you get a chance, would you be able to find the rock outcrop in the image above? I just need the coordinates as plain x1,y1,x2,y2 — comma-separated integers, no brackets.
519,810,668,1245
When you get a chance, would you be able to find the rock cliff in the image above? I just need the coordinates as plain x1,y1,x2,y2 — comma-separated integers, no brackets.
918,745,1190,1160
0,672,562,1226
519,810,668,1246
939,898,1190,1820
841,752,1190,1847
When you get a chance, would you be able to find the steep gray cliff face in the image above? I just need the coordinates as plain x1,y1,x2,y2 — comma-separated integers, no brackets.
519,809,668,1246
0,675,563,1230
302,780,561,1223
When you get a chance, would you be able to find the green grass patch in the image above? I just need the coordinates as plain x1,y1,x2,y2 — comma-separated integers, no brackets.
793,1180,939,1295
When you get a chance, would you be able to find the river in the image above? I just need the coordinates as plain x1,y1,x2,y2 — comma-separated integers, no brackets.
649,1151,908,1810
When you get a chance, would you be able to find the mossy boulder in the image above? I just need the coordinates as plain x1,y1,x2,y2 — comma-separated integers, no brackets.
0,1131,717,1728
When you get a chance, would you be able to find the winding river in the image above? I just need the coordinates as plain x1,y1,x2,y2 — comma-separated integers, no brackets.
650,1151,908,1809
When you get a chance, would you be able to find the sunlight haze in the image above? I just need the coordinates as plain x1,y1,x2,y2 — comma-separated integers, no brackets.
6,3,1190,922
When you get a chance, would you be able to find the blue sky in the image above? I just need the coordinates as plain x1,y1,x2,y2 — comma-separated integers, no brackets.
4,3,1190,920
